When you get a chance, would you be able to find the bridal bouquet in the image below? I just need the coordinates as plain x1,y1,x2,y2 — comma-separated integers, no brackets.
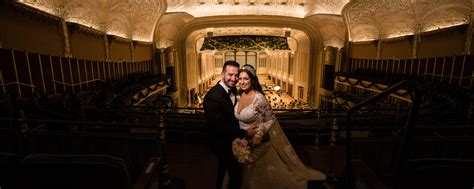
232,138,253,164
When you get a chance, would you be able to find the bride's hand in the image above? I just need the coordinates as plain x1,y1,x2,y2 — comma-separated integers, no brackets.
246,125,257,138
252,130,263,145
252,137,260,145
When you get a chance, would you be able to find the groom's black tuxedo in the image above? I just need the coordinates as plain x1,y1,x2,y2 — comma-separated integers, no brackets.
204,81,246,189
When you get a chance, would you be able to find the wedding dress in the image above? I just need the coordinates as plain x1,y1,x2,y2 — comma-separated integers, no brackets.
234,92,326,189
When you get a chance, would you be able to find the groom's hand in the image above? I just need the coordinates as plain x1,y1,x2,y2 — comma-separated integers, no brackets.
246,125,257,138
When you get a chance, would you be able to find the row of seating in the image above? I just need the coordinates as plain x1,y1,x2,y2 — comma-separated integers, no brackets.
0,92,175,188
0,74,173,125
350,158,474,189
334,71,472,112
0,152,162,189
329,69,474,188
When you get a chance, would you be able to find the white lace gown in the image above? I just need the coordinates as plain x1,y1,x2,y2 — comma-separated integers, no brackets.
234,92,326,189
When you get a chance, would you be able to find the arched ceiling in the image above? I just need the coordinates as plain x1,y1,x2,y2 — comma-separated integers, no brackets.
155,12,195,48
186,26,307,40
305,15,346,48
18,0,472,43
19,0,167,41
166,0,349,18
186,26,308,52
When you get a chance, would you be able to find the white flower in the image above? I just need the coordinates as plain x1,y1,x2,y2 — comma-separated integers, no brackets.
232,138,253,164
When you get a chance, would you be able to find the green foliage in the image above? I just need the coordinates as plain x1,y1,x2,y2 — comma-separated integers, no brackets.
200,35,290,51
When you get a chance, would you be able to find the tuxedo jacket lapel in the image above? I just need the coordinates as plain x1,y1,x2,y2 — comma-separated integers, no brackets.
233,95,237,107
217,84,234,111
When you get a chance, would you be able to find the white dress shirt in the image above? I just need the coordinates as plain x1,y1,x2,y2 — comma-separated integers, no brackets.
219,81,236,105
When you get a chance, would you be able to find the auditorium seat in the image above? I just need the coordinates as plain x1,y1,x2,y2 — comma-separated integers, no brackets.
0,152,23,189
22,154,132,189
0,152,168,189
398,158,474,189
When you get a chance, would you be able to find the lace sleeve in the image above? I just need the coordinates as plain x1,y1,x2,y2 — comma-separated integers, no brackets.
254,93,276,134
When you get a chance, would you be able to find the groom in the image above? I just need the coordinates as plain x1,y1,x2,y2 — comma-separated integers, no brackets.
204,60,254,189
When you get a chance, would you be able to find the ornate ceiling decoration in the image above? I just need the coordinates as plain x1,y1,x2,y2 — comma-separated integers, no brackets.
19,0,165,41
207,27,305,37
154,12,196,49
186,26,308,52
17,0,473,44
200,35,290,51
166,0,349,18
344,0,471,42
305,15,346,48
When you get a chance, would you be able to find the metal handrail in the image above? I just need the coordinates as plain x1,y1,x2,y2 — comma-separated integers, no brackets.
0,82,36,88
0,117,162,129
51,79,104,87
338,70,474,80
417,73,474,79
83,103,322,112
345,80,422,189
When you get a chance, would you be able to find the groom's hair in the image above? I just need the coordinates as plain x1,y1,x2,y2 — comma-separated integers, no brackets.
222,60,240,73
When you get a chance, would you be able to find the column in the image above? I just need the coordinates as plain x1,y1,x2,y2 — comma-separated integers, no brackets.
465,12,474,54
159,48,167,75
60,19,71,57
130,41,135,62
286,52,291,91
376,39,382,59
336,48,343,72
103,35,110,61
412,24,422,58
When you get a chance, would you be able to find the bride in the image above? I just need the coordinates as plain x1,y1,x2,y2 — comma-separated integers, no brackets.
233,64,326,189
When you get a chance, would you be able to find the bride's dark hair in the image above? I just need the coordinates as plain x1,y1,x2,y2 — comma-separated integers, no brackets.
239,64,263,94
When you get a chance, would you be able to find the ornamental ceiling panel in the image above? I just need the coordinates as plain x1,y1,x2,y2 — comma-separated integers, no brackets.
421,4,471,31
186,27,308,52
17,0,473,43
199,36,291,51
305,15,346,48
306,0,350,16
19,0,165,41
166,0,350,18
344,0,471,41
155,13,195,48
185,26,307,42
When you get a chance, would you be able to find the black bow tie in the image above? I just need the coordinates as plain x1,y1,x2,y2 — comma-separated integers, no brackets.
228,87,237,95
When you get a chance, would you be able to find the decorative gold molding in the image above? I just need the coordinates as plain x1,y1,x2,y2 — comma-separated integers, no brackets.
67,22,105,38
11,2,60,23
107,35,132,44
